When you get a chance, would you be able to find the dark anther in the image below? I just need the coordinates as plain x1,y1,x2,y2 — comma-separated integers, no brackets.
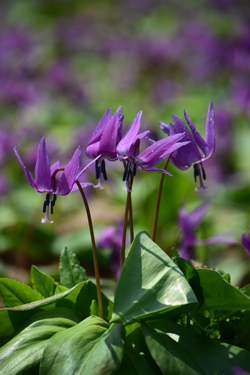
101,160,107,181
123,162,129,181
46,192,50,205
51,194,57,207
130,170,133,184
42,200,47,213
51,205,54,215
127,169,132,182
133,164,137,176
95,160,100,179
200,162,206,180
193,164,199,182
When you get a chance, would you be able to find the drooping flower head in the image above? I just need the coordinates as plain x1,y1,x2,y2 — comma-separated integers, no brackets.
116,111,190,191
14,137,98,223
242,224,250,257
85,106,124,188
159,102,215,190
178,202,235,260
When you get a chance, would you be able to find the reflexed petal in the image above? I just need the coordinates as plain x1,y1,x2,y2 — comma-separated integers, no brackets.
56,147,81,195
75,155,101,181
98,112,119,159
116,111,142,157
116,105,124,143
196,231,236,246
183,109,210,157
87,108,111,146
204,101,215,159
138,166,172,175
35,137,51,192
159,121,175,136
14,146,37,191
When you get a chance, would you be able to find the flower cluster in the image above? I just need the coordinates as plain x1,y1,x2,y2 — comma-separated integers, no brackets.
14,103,214,223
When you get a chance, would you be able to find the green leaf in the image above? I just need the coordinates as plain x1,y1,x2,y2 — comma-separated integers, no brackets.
0,278,43,307
31,265,57,298
123,322,162,375
142,319,250,375
172,257,204,305
0,282,86,345
59,247,87,288
75,280,113,321
112,232,198,323
141,321,202,375
0,317,76,375
197,269,250,311
90,299,99,316
240,284,250,297
232,311,250,351
171,248,179,258
40,316,124,375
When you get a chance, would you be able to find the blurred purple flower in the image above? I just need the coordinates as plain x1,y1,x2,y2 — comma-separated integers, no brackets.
14,137,98,224
178,203,235,260
98,222,124,277
117,111,189,191
160,102,215,191
85,107,124,188
242,224,250,257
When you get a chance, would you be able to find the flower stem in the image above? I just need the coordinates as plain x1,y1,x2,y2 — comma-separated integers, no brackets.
152,154,172,243
128,192,134,243
76,181,103,319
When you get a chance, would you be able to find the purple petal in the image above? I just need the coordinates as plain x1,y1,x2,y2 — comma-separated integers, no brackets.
242,230,250,257
14,146,37,191
35,137,51,193
204,101,215,159
85,109,111,158
56,147,81,195
115,105,124,143
51,161,60,174
98,112,119,159
187,203,209,228
159,121,175,136
139,166,173,176
183,109,210,158
170,115,202,169
116,111,142,157
75,154,101,181
196,231,236,246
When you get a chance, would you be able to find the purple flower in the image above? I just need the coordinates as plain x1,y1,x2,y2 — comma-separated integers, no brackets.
85,107,124,188
14,137,98,224
98,222,124,278
117,111,189,191
242,224,250,257
159,102,215,190
178,203,235,260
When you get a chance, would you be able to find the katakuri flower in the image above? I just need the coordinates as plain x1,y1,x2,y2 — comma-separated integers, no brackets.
117,111,190,191
178,202,235,260
85,106,124,188
14,137,98,224
242,224,250,257
159,102,215,190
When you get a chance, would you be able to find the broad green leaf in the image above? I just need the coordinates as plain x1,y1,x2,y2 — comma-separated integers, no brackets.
0,278,43,307
112,232,198,323
31,265,57,297
171,248,180,258
0,317,76,375
172,257,204,305
197,269,250,311
54,284,69,294
40,316,123,375
240,284,250,297
75,280,113,321
141,321,202,375
0,282,85,345
123,322,162,375
232,311,250,351
59,247,87,288
143,319,250,375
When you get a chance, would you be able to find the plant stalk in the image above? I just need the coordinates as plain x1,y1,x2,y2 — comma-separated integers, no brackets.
152,154,172,243
76,181,103,319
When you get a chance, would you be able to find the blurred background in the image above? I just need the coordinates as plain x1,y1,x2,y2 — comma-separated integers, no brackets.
1,0,250,292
